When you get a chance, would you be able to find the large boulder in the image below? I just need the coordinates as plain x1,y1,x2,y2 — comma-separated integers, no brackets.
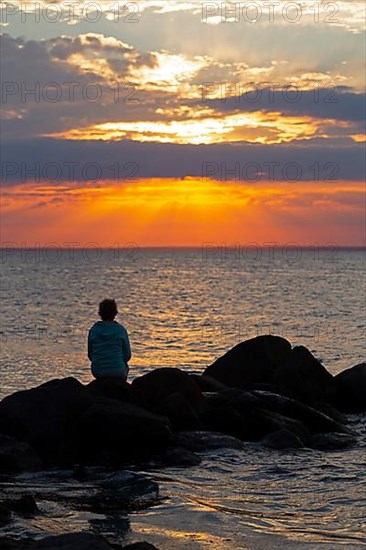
173,431,244,452
85,377,132,402
204,335,292,389
30,533,118,549
76,398,172,463
1,495,39,516
0,378,92,465
154,392,202,431
270,346,336,404
334,363,366,412
247,408,310,443
144,446,202,468
250,391,350,435
310,432,357,451
131,368,202,410
201,402,248,440
261,428,305,450
0,434,41,473
0,505,11,528
124,544,160,550
189,374,228,392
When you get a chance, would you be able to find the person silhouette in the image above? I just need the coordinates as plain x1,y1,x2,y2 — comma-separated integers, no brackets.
88,299,131,380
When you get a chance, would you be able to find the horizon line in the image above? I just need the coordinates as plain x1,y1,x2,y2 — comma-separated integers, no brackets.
1,245,365,250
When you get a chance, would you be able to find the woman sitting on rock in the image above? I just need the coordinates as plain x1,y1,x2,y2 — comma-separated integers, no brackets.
88,299,131,380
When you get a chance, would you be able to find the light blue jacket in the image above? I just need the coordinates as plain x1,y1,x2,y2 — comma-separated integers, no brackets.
88,321,131,379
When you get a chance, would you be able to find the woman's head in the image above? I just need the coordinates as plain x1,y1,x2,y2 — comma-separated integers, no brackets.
98,299,118,321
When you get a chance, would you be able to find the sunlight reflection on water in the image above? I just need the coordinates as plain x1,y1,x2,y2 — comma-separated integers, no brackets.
1,248,365,397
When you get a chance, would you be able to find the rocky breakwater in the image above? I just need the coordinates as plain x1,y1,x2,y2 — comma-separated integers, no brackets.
0,335,365,548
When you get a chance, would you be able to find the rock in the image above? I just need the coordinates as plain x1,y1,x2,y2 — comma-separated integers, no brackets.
215,388,262,414
189,374,228,392
334,363,366,413
310,432,357,451
30,532,115,549
173,431,244,452
270,346,336,404
145,446,202,468
123,543,160,550
0,434,41,473
154,392,202,431
0,469,159,518
92,471,159,511
261,429,305,449
239,382,294,396
204,339,339,406
251,391,350,435
72,464,88,481
0,536,160,550
85,378,132,402
131,368,202,410
200,388,260,421
248,408,309,443
2,495,38,516
0,537,32,549
200,387,348,442
77,398,172,463
0,504,11,527
312,401,347,424
201,403,248,440
271,346,335,403
204,335,292,389
0,378,92,466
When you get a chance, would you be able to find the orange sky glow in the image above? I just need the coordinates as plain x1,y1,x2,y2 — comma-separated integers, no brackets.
1,178,365,247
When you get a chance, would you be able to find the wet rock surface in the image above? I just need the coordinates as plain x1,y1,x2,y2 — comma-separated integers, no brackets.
0,468,161,548
0,533,161,550
334,362,366,413
0,435,41,474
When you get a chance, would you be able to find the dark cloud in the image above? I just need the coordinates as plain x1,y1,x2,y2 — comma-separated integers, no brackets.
0,34,170,138
200,87,366,122
1,137,364,183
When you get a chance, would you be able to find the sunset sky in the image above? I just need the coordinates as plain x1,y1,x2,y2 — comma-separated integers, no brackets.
1,0,365,246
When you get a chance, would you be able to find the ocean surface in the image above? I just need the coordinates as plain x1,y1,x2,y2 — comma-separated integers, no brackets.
1,247,366,548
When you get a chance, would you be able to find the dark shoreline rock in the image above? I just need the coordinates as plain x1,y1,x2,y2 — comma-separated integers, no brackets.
0,469,161,549
204,335,292,389
0,337,364,477
0,378,92,466
76,398,172,465
334,362,366,413
173,431,244,452
0,435,41,473
0,532,161,550
204,336,337,405
261,428,305,449
131,367,203,410
0,336,364,550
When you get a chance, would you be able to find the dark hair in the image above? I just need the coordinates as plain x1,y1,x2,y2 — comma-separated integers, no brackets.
98,299,118,321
